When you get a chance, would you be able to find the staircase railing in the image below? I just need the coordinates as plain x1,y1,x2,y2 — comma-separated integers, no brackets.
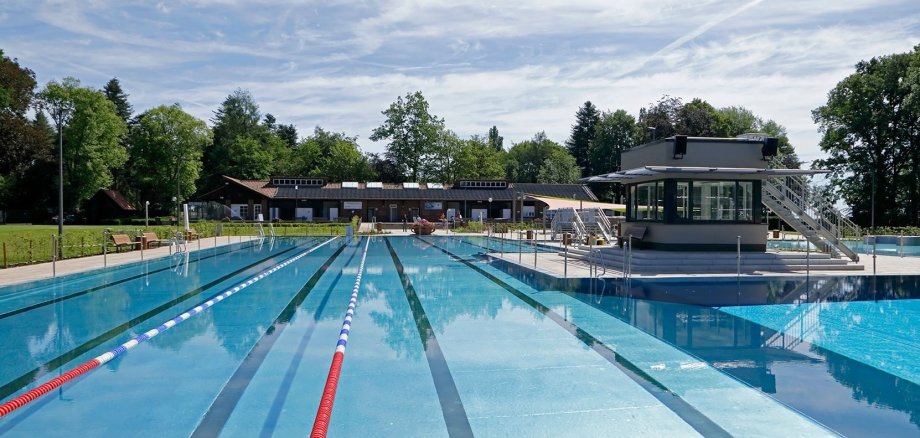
763,176,860,262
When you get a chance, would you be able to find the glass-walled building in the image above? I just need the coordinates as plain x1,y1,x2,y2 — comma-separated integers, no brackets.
586,136,823,251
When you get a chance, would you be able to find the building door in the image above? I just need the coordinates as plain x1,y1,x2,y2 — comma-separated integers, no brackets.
329,208,339,221
389,204,398,222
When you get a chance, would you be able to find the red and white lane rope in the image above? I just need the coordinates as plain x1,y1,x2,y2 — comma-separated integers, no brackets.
311,237,371,438
0,237,338,418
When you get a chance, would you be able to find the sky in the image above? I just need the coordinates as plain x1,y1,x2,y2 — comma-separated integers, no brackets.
2,0,919,166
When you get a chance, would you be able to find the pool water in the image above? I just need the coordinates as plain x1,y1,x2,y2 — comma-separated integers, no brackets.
0,236,916,437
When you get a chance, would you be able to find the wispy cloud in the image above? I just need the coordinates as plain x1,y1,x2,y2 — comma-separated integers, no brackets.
3,0,918,166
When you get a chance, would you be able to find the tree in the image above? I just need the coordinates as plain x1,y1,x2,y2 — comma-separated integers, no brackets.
129,104,211,211
0,50,53,212
370,91,443,181
537,149,581,183
103,78,132,123
506,132,573,182
488,125,504,151
276,124,298,149
813,46,920,227
590,109,637,201
426,128,464,182
637,95,682,142
714,106,758,137
318,139,375,182
203,89,289,187
456,135,506,180
566,101,599,176
675,98,719,137
39,77,128,208
367,153,404,183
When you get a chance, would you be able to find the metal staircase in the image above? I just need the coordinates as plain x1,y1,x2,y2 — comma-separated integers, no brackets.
551,207,614,243
762,176,861,262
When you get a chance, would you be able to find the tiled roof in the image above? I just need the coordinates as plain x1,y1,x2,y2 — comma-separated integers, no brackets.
218,176,596,201
101,189,137,211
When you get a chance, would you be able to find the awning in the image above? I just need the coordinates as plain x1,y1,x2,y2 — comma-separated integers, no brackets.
525,194,626,211
581,166,830,183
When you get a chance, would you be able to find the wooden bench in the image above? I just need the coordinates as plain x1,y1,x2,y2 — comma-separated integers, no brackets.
142,232,165,249
110,234,142,252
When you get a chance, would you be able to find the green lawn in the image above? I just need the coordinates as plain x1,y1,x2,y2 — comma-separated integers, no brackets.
0,222,348,267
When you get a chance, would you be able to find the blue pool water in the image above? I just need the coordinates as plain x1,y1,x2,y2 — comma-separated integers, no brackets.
0,236,916,437
768,237,920,257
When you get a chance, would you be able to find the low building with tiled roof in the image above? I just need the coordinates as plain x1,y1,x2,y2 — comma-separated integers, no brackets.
196,175,599,222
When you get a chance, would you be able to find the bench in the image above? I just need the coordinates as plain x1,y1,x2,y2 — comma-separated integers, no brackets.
110,234,142,252
142,232,165,249
618,225,647,247
185,228,199,241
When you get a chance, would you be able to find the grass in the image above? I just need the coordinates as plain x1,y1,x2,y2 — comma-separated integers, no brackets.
0,221,348,268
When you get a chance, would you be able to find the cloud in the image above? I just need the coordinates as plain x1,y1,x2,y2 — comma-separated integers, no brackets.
5,0,919,169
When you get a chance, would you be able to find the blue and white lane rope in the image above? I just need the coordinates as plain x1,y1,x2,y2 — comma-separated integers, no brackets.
0,236,338,418
312,236,371,437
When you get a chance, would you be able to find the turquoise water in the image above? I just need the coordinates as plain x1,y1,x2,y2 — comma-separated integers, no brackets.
0,236,915,436
768,238,920,257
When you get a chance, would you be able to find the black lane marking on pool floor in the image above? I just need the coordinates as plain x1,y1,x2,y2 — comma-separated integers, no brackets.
385,238,474,438
192,241,349,438
0,242,308,402
420,237,733,438
0,239,266,321
257,242,359,438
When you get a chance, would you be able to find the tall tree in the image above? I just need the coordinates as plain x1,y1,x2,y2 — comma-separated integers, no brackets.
488,125,504,152
370,91,443,181
39,77,128,208
203,89,286,186
590,109,637,201
276,124,298,149
675,98,719,137
0,50,53,213
102,78,132,123
318,140,375,182
565,101,599,176
637,95,682,143
813,46,920,227
426,128,464,182
537,149,581,183
506,132,574,182
456,135,506,180
129,104,211,211
367,153,404,183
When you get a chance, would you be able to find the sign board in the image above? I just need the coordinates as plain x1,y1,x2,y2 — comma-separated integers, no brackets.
296,207,313,221
343,201,362,210
424,201,443,210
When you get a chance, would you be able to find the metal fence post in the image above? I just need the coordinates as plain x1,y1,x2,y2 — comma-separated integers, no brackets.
51,235,56,277
873,236,877,276
2,241,6,269
736,235,741,277
103,231,108,267
564,243,568,278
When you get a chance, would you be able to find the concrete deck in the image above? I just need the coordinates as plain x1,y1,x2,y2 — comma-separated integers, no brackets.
0,235,259,287
488,249,920,278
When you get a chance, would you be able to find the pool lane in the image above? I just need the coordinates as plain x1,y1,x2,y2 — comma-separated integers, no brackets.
217,237,449,437
430,236,837,437
396,236,705,436
0,238,319,403
0,238,342,436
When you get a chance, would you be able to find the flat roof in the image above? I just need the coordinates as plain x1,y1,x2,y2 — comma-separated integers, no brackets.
582,166,830,183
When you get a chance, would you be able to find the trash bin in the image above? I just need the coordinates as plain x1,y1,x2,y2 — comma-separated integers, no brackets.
375,223,383,232
563,233,571,246
772,230,780,238
526,230,533,240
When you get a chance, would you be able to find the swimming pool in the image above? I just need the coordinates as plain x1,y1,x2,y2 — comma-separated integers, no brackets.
0,236,915,436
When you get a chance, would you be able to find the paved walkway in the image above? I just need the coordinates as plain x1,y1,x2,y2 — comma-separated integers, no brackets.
0,235,258,287
488,248,920,279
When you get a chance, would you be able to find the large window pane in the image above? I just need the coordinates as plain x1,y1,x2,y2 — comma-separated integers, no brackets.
676,182,690,219
738,181,753,221
692,181,736,221
636,182,654,220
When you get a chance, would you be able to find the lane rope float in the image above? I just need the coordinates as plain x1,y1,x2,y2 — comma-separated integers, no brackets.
0,236,338,418
311,237,371,438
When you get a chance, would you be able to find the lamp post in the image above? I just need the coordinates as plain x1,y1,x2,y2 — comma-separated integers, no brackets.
145,201,149,228
648,126,657,142
488,197,492,220
38,95,75,237
172,196,177,230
